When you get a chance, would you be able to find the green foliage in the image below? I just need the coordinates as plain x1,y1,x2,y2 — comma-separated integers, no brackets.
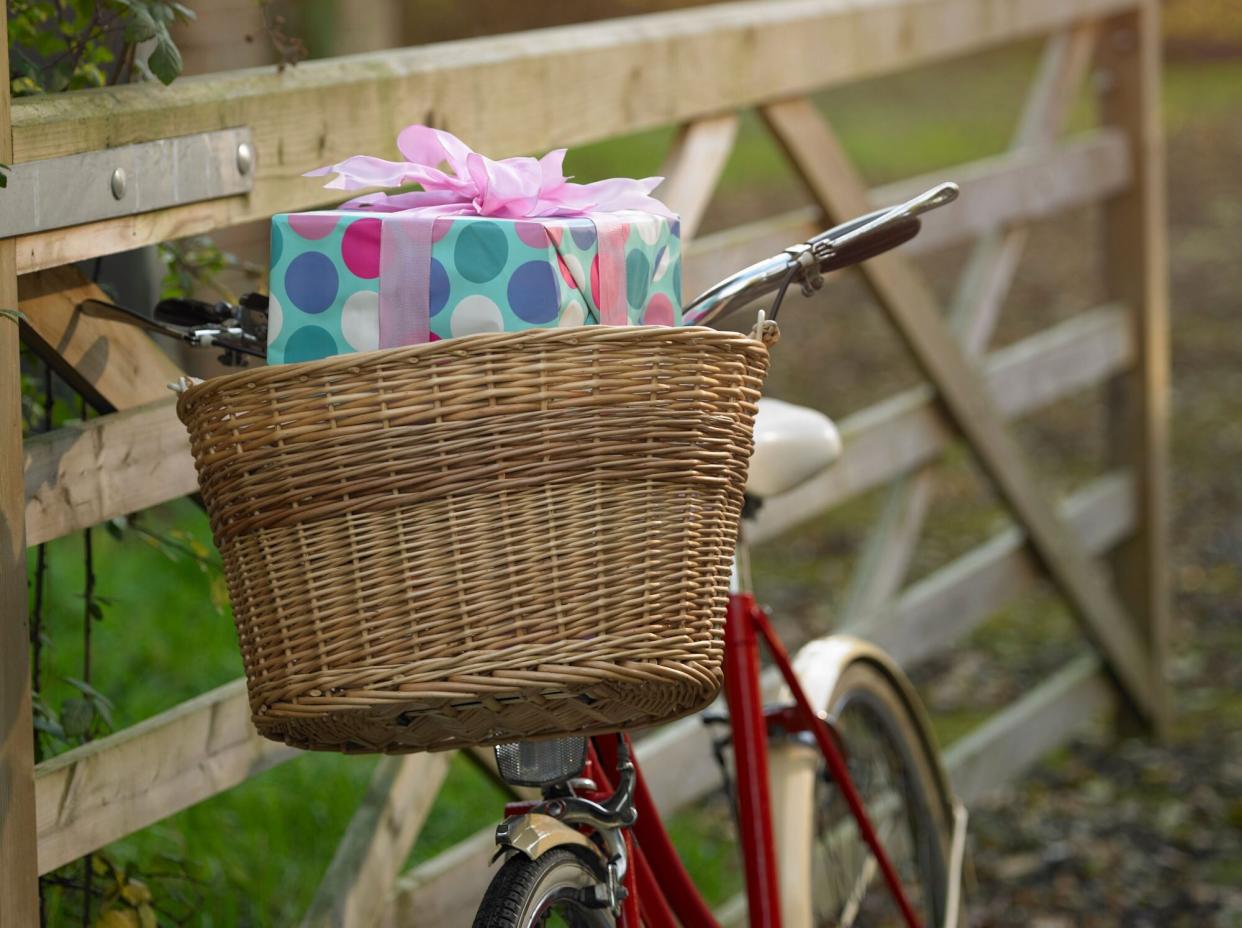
92,856,159,928
7,0,195,97
158,235,261,304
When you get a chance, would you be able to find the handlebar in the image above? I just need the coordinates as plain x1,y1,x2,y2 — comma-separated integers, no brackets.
683,182,958,327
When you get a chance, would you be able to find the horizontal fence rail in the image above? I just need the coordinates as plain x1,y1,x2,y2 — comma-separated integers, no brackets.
8,0,1139,274
1,0,1168,924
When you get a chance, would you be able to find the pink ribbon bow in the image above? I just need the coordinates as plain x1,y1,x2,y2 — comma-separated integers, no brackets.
306,125,675,219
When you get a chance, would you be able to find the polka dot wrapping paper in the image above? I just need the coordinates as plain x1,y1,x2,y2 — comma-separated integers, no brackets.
267,209,683,364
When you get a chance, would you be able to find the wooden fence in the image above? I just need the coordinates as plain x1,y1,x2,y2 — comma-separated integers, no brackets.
0,0,1168,924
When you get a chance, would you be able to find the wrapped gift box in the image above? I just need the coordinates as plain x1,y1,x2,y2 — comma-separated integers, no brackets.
267,209,682,364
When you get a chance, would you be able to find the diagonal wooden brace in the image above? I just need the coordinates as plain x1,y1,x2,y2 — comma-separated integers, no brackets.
18,265,182,413
658,113,739,244
841,23,1099,629
760,96,1158,725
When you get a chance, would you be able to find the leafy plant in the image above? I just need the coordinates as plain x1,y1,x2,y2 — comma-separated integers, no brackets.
132,521,230,614
61,676,115,740
92,856,158,928
7,0,195,96
158,235,262,305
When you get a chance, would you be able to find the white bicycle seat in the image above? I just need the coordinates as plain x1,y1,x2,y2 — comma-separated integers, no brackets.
746,397,843,499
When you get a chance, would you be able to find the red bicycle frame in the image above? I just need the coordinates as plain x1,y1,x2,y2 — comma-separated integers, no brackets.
579,591,926,928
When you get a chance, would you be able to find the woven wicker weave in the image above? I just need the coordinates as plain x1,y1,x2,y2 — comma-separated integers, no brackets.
177,325,769,753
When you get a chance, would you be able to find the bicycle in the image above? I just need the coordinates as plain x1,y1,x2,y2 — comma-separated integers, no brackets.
83,182,967,928
463,182,966,928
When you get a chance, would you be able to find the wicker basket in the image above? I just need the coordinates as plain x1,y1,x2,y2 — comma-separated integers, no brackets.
177,325,770,753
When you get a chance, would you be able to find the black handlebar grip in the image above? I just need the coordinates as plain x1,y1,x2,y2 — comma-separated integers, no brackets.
820,215,921,274
154,298,225,327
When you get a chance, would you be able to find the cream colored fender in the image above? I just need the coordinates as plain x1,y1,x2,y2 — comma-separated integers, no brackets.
768,635,964,928
494,812,604,862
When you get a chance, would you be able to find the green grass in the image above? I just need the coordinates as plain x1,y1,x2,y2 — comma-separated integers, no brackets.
28,49,1241,926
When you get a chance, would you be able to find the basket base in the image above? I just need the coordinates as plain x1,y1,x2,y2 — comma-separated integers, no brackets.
252,676,720,754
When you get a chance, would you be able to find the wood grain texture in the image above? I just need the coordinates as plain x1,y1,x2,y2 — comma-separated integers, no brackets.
34,679,298,875
658,113,738,241
9,0,1139,273
300,753,450,928
17,266,182,412
761,96,1157,723
24,398,194,546
0,2,41,917
1097,1,1172,734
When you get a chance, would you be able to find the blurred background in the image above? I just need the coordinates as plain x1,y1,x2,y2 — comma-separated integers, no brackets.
15,1,1240,924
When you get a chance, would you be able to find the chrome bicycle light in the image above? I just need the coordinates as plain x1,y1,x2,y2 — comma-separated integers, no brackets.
495,737,588,788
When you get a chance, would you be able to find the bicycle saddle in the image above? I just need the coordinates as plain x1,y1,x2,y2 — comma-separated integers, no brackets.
746,398,842,499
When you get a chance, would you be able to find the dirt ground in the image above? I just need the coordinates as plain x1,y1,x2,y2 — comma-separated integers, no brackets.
951,78,1242,928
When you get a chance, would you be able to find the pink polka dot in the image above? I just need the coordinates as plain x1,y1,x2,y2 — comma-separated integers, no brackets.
590,254,600,308
557,254,578,290
430,218,453,243
515,222,549,249
544,225,563,247
428,332,442,341
643,293,675,327
287,213,338,240
341,219,381,279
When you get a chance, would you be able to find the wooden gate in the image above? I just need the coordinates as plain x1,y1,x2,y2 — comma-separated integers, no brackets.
1,0,1168,923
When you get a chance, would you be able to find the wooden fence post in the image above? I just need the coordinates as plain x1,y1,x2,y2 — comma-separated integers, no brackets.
0,3,42,922
1097,0,1172,736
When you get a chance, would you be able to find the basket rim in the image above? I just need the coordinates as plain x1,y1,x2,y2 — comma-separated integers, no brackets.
177,324,768,415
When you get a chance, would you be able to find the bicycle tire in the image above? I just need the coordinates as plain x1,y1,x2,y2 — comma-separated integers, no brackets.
472,846,615,928
771,656,956,928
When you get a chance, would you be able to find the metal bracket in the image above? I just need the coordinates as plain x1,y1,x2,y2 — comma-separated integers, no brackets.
0,127,254,238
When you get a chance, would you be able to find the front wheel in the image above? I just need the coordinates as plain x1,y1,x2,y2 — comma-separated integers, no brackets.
472,846,615,928
771,650,960,927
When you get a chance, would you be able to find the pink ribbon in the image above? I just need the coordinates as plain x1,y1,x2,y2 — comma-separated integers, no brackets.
306,126,673,346
306,125,675,220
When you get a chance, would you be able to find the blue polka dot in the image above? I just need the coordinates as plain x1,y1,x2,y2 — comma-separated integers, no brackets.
429,259,450,316
508,261,560,324
626,251,650,310
285,252,338,314
284,325,339,362
670,220,681,241
271,222,284,267
569,222,596,250
454,223,508,283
